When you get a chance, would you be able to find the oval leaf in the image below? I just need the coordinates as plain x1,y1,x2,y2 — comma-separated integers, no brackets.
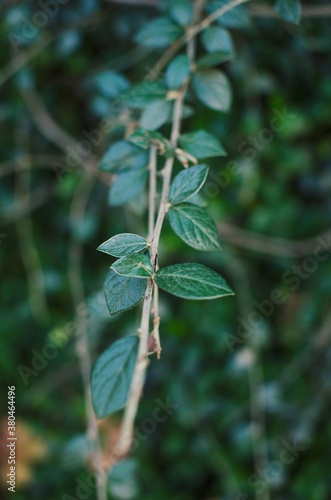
169,164,208,205
99,141,148,173
169,203,220,250
166,54,190,90
179,130,226,159
98,234,148,258
140,100,172,131
201,26,234,54
192,69,232,112
135,17,182,48
104,270,147,316
155,263,234,300
91,336,139,419
111,254,153,278
108,168,148,206
94,71,129,99
169,0,193,26
275,0,301,24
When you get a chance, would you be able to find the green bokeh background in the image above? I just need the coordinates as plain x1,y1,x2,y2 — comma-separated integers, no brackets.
1,1,331,499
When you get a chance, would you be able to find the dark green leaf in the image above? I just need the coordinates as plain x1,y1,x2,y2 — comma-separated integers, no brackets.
108,168,148,206
91,336,138,418
169,203,221,250
169,164,209,205
166,54,190,90
197,51,235,68
179,130,226,159
104,270,147,316
129,129,174,157
94,71,129,98
201,26,234,54
111,254,153,278
135,17,182,48
169,0,193,26
192,69,232,112
98,233,148,258
140,100,172,131
99,141,148,173
155,263,234,300
207,0,251,28
120,82,168,109
275,0,301,24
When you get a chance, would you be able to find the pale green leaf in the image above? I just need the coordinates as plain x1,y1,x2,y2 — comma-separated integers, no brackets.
179,130,226,159
135,17,182,47
201,26,234,54
169,164,208,205
275,0,301,24
169,203,220,250
192,69,232,112
121,82,167,109
155,263,234,300
140,99,172,131
94,71,129,99
98,233,148,258
169,0,193,26
166,54,190,90
111,254,153,279
91,336,138,418
207,0,251,28
99,141,148,172
108,168,148,206
104,270,147,316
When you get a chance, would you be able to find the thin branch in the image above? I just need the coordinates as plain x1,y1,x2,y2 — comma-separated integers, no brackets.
248,3,331,17
147,146,157,242
68,173,107,500
0,35,53,88
218,222,331,258
15,165,50,323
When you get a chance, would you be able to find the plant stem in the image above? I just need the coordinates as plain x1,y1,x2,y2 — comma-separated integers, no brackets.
115,0,203,460
148,146,157,241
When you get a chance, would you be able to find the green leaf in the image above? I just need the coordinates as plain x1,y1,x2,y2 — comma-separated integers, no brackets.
108,168,148,206
99,141,148,173
91,336,138,418
169,0,193,26
111,254,153,278
166,54,190,90
94,71,129,99
179,130,226,159
198,26,235,67
135,17,182,48
192,69,232,112
98,233,148,258
169,164,208,205
120,82,168,109
275,0,301,24
197,51,235,68
207,0,251,28
155,263,234,300
169,203,220,250
129,129,174,157
108,459,138,499
104,270,147,316
140,100,172,131
201,26,234,54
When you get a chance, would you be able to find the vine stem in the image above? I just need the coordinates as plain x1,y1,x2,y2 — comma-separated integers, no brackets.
147,146,157,242
115,0,204,460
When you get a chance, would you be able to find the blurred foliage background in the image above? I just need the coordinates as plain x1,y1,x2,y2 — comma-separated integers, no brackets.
1,0,331,499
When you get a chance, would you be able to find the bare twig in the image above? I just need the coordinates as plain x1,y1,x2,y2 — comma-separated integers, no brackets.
147,146,157,241
218,222,331,258
68,172,107,500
